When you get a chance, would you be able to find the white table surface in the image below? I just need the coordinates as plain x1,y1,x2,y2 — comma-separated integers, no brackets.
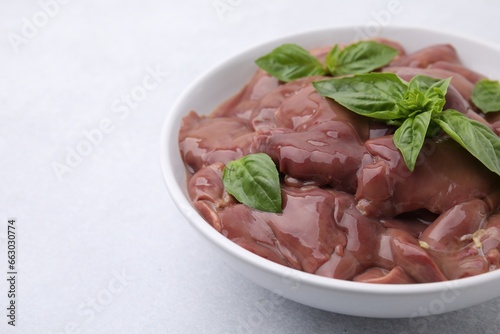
2,0,500,333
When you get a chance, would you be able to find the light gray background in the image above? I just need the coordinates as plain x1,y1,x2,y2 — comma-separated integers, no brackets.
1,0,500,333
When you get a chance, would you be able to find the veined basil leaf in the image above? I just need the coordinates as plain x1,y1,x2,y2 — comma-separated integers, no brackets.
471,79,500,113
255,44,326,82
407,75,451,113
329,41,398,76
393,110,432,171
325,44,340,75
435,109,500,176
313,73,408,120
408,75,451,95
222,153,282,213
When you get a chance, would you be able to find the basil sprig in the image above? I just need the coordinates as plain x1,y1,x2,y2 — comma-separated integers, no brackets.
314,73,500,175
222,153,282,213
326,41,398,76
255,41,397,82
471,79,500,113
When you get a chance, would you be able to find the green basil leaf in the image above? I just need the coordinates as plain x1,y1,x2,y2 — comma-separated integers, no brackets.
222,153,282,213
471,79,500,113
435,109,500,176
408,75,451,95
332,41,398,76
313,73,408,120
407,75,451,112
393,110,432,171
255,44,327,82
397,76,450,120
325,44,341,75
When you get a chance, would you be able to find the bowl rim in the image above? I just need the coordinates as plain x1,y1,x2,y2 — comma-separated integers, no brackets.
160,24,500,297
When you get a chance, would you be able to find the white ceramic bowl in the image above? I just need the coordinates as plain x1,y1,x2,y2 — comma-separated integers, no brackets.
160,26,500,318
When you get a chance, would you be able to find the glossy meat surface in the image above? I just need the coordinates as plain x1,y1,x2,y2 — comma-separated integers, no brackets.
356,136,500,218
179,39,500,283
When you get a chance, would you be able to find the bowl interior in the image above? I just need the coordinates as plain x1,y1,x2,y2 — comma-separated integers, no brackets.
161,26,500,317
